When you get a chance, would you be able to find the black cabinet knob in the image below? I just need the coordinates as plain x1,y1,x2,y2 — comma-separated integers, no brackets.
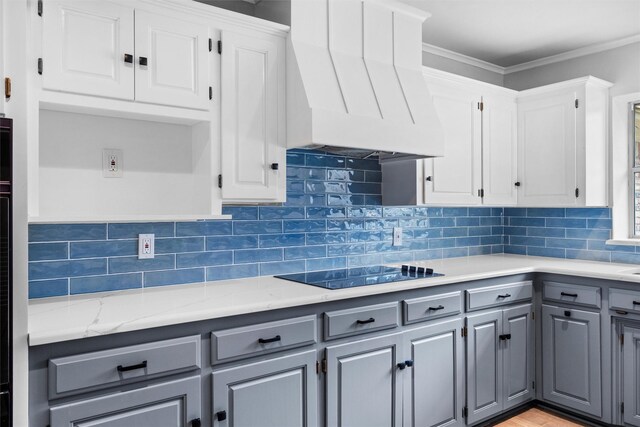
123,53,133,64
564,310,571,317
426,176,432,182
514,182,521,187
215,410,227,421
270,163,279,170
405,359,414,367
139,56,148,66
397,362,406,370
191,418,201,427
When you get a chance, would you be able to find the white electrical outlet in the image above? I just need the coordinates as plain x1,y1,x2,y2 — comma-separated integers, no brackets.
393,227,403,247
138,234,155,259
103,149,123,178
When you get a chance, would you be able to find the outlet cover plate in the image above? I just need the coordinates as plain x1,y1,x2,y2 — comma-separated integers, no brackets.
103,149,123,178
138,234,155,259
393,227,403,246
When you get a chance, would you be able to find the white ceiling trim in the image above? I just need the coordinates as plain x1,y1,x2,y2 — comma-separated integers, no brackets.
422,42,506,74
504,34,640,74
423,34,640,76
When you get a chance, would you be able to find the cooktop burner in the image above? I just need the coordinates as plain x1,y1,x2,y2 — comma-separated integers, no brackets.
275,265,444,290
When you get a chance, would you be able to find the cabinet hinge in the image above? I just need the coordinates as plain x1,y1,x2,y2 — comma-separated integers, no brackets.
575,99,579,109
37,58,43,75
621,334,625,346
532,381,535,390
217,40,222,55
37,0,43,16
461,327,467,338
209,86,213,100
532,311,535,320
462,407,468,418
316,360,319,374
477,189,485,198
622,402,625,414
218,174,222,189
575,187,579,198
478,101,484,112
209,38,213,52
321,358,327,374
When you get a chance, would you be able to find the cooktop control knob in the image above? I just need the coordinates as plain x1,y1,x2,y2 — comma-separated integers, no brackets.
401,265,409,271
425,268,434,275
409,266,417,273
417,267,425,274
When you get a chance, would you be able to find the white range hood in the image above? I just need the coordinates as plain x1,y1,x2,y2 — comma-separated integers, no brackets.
286,0,445,161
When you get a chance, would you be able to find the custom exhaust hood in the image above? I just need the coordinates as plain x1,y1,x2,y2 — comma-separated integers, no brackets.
286,0,445,162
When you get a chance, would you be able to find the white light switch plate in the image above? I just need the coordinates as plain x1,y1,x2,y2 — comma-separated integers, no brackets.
138,234,155,259
393,227,403,246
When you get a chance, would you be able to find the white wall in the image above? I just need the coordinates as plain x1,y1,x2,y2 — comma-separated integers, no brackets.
504,42,640,96
422,51,504,86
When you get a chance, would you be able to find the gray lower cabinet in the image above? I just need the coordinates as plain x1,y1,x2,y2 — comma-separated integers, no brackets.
403,318,465,427
542,304,601,418
466,304,534,425
49,376,201,427
622,325,640,426
211,349,318,427
326,332,404,427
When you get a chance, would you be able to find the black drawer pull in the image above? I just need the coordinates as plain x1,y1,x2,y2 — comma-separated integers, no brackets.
116,360,147,372
497,294,511,299
356,317,375,325
258,335,281,344
139,56,148,66
561,292,578,298
215,410,227,421
427,305,445,311
123,53,133,64
191,418,201,427
632,301,640,305
514,181,521,187
271,163,279,170
499,334,512,341
405,359,414,367
397,362,406,370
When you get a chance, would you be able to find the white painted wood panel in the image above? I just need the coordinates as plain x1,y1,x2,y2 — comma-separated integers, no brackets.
42,0,134,100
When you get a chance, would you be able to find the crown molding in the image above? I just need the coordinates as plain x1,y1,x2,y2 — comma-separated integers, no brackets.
423,34,640,76
422,43,506,75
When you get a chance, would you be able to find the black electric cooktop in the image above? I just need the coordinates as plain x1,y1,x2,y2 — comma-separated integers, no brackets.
275,265,444,290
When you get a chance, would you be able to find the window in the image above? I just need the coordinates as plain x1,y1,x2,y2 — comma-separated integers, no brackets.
632,104,640,236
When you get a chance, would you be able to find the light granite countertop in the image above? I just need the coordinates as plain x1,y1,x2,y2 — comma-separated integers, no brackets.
28,254,640,346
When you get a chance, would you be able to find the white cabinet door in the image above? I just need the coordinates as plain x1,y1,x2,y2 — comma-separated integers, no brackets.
482,95,518,205
517,91,578,206
42,0,134,100
134,10,209,110
220,31,285,202
423,85,481,205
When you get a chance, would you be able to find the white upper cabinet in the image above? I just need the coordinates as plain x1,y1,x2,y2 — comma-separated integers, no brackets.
42,0,135,100
220,30,285,202
517,77,611,207
41,0,210,111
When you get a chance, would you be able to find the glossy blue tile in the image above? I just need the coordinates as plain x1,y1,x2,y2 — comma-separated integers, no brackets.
399,218,429,228
348,254,383,267
527,246,565,258
365,242,396,253
260,260,306,276
456,217,480,227
366,219,398,230
108,222,173,239
480,236,503,245
468,226,492,236
509,217,546,227
430,218,456,228
327,169,365,182
144,269,204,287
176,251,233,268
29,243,68,261
504,208,526,217
443,228,468,238
306,154,346,168
469,246,492,256
349,231,386,242
233,221,283,235
504,226,527,236
286,152,305,165
176,221,232,237
364,195,382,205
382,252,414,263
527,227,565,237
347,207,382,218
207,264,259,281
469,207,492,216
29,279,69,299
504,245,527,255
413,228,442,239
612,252,640,264
234,248,283,264
412,249,443,260
526,208,565,217
492,208,504,216
286,167,326,180
565,228,611,240
456,237,480,247
365,171,382,183
443,247,468,258
492,226,505,235
383,207,414,217
70,240,136,259
156,237,205,254
443,207,468,217
285,246,326,260
426,208,443,217
509,236,545,247
429,238,456,249
545,218,586,228
407,240,430,251
260,234,306,248
587,240,635,253
306,257,347,271
70,273,142,295
492,245,505,254
546,238,587,249
259,207,305,220
327,219,365,231
221,206,259,220
287,180,305,193
29,259,107,280
307,207,346,219
347,183,381,194
284,194,326,206
346,158,380,171
29,224,107,242
565,208,610,218
109,255,175,274
480,217,502,226
283,220,326,233
306,181,347,194
566,249,611,262
587,218,612,229
306,232,347,245
327,243,366,256
206,235,258,250
327,194,364,206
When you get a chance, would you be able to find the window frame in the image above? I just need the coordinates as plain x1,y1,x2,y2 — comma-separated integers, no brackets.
630,103,640,238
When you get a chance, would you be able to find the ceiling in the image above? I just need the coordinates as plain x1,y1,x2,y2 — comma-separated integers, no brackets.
399,0,640,67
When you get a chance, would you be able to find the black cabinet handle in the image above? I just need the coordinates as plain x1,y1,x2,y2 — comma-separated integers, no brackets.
405,359,414,367
499,334,512,341
258,335,281,344
215,410,227,421
561,292,578,298
123,53,133,64
497,294,511,299
191,418,201,427
632,301,640,305
427,305,445,311
356,317,375,325
270,163,279,170
514,182,521,187
426,176,432,182
116,360,147,372
139,56,148,66
564,310,571,317
397,362,406,370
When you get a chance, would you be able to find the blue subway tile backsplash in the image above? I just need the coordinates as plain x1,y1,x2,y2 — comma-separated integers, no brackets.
27,150,640,299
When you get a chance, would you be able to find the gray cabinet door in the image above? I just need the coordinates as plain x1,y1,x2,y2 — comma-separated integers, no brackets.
212,350,318,427
623,326,640,426
403,318,464,427
326,332,404,427
466,310,503,425
503,304,534,410
49,376,201,427
542,304,601,417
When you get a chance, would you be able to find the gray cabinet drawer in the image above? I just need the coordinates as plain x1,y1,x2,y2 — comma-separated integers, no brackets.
211,315,317,365
48,335,201,399
403,291,462,324
466,281,532,311
324,302,399,340
543,281,601,308
609,288,640,312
